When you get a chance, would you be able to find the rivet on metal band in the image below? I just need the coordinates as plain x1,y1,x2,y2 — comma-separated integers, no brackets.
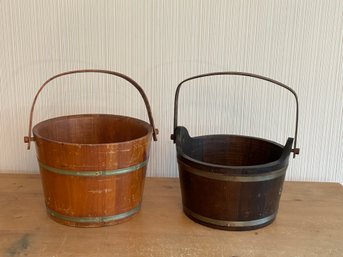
184,207,276,227
178,161,286,182
39,159,148,177
47,205,141,223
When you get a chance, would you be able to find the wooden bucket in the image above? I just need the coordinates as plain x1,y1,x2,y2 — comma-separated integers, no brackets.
24,70,158,227
171,72,300,231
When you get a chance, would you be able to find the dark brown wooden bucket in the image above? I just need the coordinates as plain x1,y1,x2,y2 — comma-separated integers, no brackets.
171,72,300,231
24,70,158,227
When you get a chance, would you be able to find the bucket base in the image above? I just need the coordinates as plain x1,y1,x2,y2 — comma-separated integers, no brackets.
183,207,277,231
46,205,141,228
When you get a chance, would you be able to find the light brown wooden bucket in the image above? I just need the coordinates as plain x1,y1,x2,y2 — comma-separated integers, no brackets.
24,70,158,227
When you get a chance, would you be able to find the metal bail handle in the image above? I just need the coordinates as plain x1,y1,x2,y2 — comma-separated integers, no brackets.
171,72,300,158
24,69,158,150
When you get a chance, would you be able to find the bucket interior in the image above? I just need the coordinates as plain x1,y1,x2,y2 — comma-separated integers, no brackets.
176,127,285,167
33,114,152,144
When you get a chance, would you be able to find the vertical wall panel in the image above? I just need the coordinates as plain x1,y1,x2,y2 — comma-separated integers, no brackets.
0,0,342,183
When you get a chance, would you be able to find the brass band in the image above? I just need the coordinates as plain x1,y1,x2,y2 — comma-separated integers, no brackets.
39,159,148,177
47,205,141,223
178,161,286,182
184,207,276,227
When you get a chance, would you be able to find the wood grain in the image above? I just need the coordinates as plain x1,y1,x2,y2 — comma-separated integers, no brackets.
33,114,152,227
0,174,342,257
175,126,292,230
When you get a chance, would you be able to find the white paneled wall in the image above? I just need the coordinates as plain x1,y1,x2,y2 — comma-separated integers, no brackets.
0,0,342,182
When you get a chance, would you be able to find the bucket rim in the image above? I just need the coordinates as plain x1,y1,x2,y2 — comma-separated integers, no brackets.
32,113,153,147
175,126,292,171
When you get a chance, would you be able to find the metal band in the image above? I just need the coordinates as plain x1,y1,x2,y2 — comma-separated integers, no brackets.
39,159,148,177
178,161,286,182
47,205,141,223
184,207,276,228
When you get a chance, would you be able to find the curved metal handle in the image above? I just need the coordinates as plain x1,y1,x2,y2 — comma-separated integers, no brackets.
24,69,158,150
172,72,299,157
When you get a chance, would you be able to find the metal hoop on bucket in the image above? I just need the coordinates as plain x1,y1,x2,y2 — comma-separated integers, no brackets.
171,72,300,157
24,69,158,149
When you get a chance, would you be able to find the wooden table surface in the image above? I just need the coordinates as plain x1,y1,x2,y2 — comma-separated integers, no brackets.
0,174,342,257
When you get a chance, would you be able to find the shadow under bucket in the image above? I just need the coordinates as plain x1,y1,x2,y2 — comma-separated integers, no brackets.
171,72,300,231
24,70,158,227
